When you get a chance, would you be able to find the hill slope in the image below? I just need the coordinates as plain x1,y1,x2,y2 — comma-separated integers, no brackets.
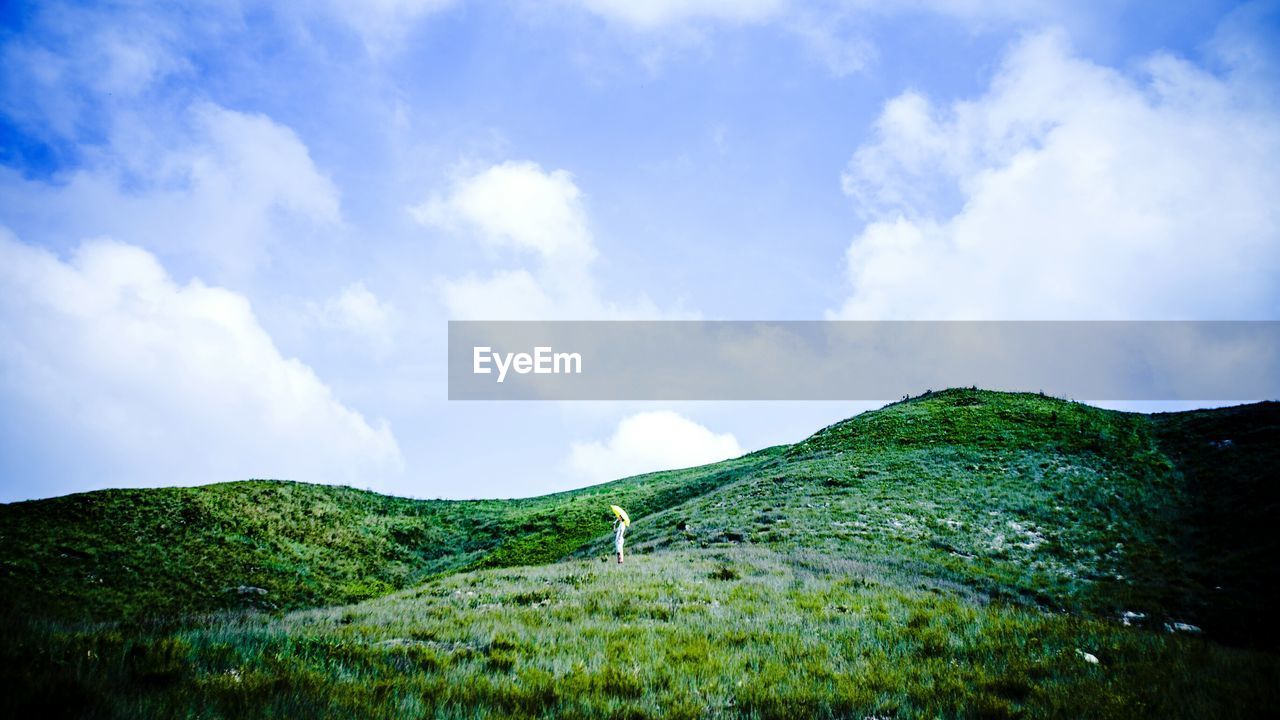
7,548,1280,718
0,449,784,621
601,390,1280,648
3,390,1277,644
3,389,1279,718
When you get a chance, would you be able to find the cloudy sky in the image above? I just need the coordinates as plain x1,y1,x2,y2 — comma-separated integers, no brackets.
2,0,1277,502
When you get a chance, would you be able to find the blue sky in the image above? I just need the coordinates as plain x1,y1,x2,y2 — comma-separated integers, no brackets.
1,0,1277,502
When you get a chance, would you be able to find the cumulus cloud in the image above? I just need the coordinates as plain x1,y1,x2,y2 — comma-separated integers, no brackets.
413,160,670,319
307,282,397,352
0,1,195,142
560,0,1070,78
570,0,786,30
166,102,343,276
412,161,594,260
831,30,1280,320
324,0,458,54
788,8,876,77
566,411,744,483
183,103,342,223
0,232,403,500
0,102,341,279
561,0,1063,34
781,0,1061,78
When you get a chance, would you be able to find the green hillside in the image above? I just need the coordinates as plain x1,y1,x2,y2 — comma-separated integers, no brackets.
598,390,1280,649
3,389,1279,718
0,450,783,621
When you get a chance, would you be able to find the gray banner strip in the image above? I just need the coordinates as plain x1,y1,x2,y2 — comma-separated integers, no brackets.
448,321,1280,401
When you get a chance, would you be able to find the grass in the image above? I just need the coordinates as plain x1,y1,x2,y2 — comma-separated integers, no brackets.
3,388,1278,717
0,449,783,621
6,549,1277,719
607,390,1280,649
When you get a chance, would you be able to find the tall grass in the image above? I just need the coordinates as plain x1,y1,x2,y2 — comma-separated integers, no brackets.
4,389,1278,717
5,548,1276,718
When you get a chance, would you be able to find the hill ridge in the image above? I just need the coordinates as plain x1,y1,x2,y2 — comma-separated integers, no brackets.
3,389,1277,651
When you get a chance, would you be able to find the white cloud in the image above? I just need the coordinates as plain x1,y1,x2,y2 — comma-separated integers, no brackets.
413,160,673,319
412,161,594,260
0,102,342,280
147,101,342,277
433,268,565,321
570,0,786,30
308,282,397,352
324,0,458,54
0,2,193,140
788,8,876,77
0,232,403,497
185,103,342,223
567,0,1065,33
567,411,744,483
559,0,1067,78
790,0,1046,78
831,30,1280,320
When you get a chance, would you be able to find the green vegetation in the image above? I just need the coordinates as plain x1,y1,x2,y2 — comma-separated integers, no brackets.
3,389,1278,717
8,549,1278,719
610,390,1280,649
0,449,783,620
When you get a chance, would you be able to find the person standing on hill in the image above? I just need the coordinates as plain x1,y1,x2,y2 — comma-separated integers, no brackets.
610,504,630,564
613,514,627,564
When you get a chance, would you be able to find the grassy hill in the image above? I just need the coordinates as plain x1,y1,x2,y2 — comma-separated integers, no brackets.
596,390,1280,649
3,389,1278,718
0,449,783,621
